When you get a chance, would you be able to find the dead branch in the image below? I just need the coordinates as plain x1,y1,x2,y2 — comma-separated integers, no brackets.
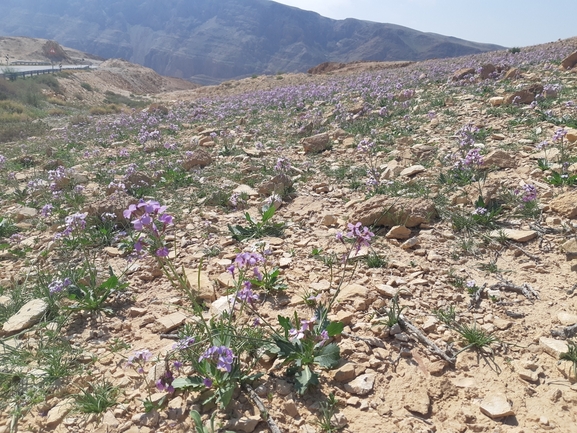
243,384,283,433
398,317,456,365
491,276,539,301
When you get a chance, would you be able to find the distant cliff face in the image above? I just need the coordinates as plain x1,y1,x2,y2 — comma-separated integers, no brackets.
0,0,503,84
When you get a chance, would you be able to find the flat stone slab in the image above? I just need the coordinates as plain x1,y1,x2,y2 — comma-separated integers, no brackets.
2,299,47,334
490,229,537,242
155,311,187,333
344,373,375,395
558,311,577,326
539,337,569,358
480,393,515,419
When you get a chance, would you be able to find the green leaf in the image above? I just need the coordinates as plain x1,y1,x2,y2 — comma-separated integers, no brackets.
261,205,275,223
218,382,235,408
273,336,298,359
294,365,318,395
172,376,205,390
314,343,341,369
325,321,344,337
278,315,292,332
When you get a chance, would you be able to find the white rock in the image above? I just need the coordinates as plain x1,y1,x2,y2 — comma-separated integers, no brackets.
344,373,375,395
539,337,569,358
479,393,515,419
557,311,577,326
385,225,411,240
2,299,47,334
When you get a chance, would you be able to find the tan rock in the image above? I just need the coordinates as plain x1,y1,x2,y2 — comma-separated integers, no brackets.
540,337,569,358
480,393,515,419
400,236,420,249
302,132,330,153
561,50,577,70
400,165,426,177
560,239,577,255
348,196,436,228
233,184,259,197
45,398,74,428
155,311,187,333
504,89,535,105
321,214,338,226
557,311,577,326
483,149,516,168
182,149,213,170
333,363,357,382
489,96,504,106
258,173,293,196
479,64,496,79
403,388,430,416
490,229,537,242
344,373,375,395
2,299,47,335
184,269,216,301
566,128,577,143
452,67,475,81
550,190,577,219
503,67,522,80
385,225,411,240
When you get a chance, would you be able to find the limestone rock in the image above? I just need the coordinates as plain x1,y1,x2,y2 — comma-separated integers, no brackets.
348,196,436,228
550,190,577,219
184,269,216,301
233,184,259,197
344,373,375,395
539,337,569,358
210,295,235,317
385,225,411,240
16,206,37,221
489,97,504,106
401,236,420,249
490,229,537,242
131,411,160,427
333,363,357,383
479,64,496,79
154,311,187,333
403,389,430,416
483,149,516,168
226,416,261,433
504,67,522,80
452,68,475,81
302,132,330,154
182,149,213,170
83,191,137,222
337,283,373,310
557,311,577,326
2,299,47,335
45,398,74,428
400,165,426,177
480,393,514,419
102,410,120,429
321,214,338,226
258,173,293,196
566,128,577,143
561,50,577,70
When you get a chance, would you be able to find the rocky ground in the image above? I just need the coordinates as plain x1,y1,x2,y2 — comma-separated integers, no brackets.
1,37,577,433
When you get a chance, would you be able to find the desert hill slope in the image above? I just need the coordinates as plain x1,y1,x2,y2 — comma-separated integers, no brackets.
0,0,503,84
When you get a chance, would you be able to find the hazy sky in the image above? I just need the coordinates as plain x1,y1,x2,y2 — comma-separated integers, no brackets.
272,0,577,48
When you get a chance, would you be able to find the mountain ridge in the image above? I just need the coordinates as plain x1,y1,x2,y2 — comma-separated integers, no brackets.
0,0,504,84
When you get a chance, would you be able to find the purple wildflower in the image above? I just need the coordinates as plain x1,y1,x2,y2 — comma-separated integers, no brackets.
199,346,235,373
173,336,196,351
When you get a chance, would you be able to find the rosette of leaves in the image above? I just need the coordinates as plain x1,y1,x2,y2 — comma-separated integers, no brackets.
228,206,284,241
273,306,344,394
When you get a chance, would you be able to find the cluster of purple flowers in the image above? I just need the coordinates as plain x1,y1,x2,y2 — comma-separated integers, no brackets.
472,207,487,216
457,123,478,149
48,277,72,295
227,251,265,278
455,148,484,170
0,154,6,169
55,212,88,239
199,345,235,373
336,222,375,253
123,200,174,257
357,139,375,153
40,203,54,218
274,157,292,174
126,349,153,373
156,369,175,393
173,336,196,351
236,281,260,305
288,317,329,347
553,128,567,142
515,184,537,203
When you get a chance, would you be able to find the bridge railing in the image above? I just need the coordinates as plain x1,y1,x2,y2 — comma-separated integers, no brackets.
0,66,91,80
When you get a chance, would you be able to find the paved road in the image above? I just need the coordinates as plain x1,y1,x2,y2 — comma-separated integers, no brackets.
1,65,97,73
